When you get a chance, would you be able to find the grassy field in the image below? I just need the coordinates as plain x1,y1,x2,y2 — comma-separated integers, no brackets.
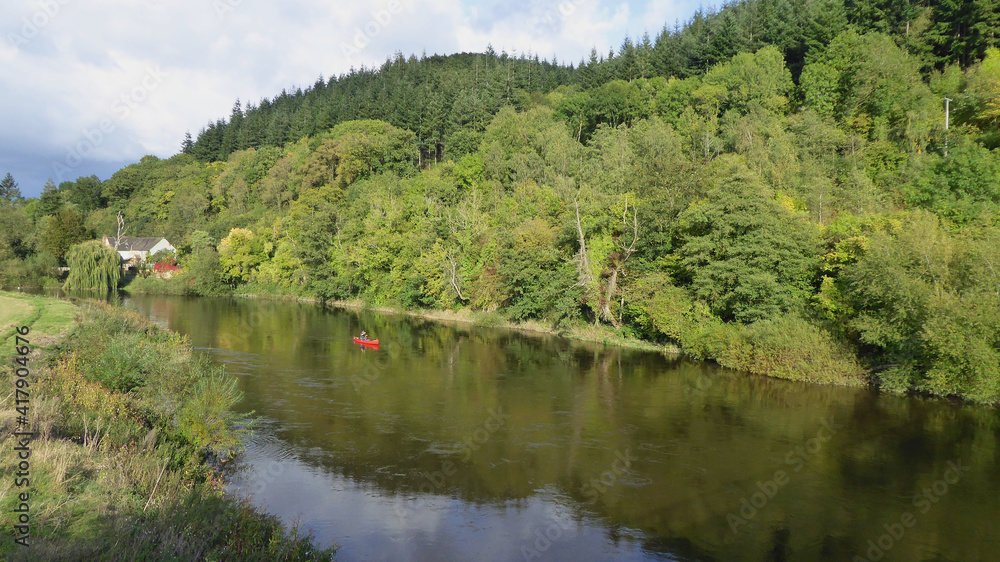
0,292,334,560
0,295,32,328
0,293,77,364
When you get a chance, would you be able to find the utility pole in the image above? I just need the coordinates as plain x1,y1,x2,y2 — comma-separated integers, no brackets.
944,97,952,157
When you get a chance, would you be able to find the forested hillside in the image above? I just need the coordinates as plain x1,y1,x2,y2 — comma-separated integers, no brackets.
187,0,1000,162
3,0,1000,403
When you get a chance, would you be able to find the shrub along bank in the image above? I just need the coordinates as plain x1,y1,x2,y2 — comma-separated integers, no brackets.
0,294,334,561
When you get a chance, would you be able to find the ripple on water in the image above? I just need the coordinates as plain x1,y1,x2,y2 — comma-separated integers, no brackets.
249,432,298,463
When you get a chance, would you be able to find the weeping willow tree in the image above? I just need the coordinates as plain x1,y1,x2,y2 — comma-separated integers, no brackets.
63,240,122,291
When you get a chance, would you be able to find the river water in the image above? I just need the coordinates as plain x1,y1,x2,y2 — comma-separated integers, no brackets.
122,294,1000,561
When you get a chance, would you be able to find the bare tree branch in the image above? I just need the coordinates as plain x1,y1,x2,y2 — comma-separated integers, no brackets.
599,195,640,327
446,252,468,301
114,211,127,249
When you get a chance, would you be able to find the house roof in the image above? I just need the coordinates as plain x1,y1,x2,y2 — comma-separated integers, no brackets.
110,237,169,252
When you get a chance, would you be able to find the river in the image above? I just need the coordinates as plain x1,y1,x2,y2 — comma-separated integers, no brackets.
122,294,1000,561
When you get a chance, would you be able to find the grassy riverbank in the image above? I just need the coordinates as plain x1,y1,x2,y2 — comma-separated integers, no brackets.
0,291,334,560
314,297,677,354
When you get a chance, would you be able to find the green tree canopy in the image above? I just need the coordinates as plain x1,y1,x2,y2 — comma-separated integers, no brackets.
217,227,267,285
842,212,1000,402
43,209,90,263
675,171,820,322
701,45,793,115
802,30,936,142
60,175,105,214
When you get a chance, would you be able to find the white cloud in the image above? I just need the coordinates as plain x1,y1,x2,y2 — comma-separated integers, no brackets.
0,0,702,195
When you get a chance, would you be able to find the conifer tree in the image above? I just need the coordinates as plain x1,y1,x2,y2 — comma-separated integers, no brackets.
181,131,194,154
38,179,62,216
0,172,21,204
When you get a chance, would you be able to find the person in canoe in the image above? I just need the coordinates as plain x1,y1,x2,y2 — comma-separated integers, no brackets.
354,331,379,348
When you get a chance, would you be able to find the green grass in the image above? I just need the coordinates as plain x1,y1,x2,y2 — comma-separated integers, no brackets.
27,300,76,341
0,294,33,325
0,296,335,561
0,292,77,363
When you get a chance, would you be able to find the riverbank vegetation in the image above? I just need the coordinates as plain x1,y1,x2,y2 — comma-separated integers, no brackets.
0,292,334,560
3,0,1000,403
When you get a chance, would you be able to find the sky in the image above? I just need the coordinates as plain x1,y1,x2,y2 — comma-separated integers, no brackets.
1,0,704,198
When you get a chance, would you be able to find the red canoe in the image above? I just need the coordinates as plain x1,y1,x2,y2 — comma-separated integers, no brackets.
353,337,379,348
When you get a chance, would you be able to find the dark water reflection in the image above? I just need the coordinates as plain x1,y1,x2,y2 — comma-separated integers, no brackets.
123,295,1000,561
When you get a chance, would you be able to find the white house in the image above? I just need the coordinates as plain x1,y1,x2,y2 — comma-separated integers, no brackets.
102,235,175,263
